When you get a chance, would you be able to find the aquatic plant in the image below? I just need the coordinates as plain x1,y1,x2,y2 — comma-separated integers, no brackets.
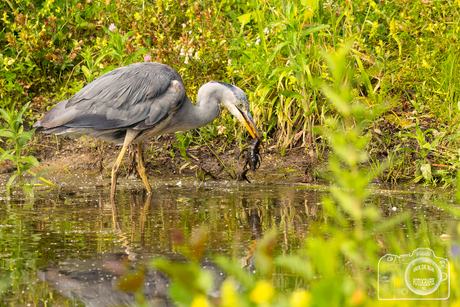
0,102,52,197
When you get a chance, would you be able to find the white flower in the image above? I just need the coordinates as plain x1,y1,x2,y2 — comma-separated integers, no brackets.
217,125,227,135
108,23,116,32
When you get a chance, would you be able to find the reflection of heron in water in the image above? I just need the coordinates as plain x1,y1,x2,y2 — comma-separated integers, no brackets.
238,197,263,270
38,253,172,307
40,192,226,307
38,253,226,307
34,63,261,199
110,191,152,260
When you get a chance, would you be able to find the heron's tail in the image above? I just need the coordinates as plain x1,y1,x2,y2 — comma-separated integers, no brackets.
33,99,75,131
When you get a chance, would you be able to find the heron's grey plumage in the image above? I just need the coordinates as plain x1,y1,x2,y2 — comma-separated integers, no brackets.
34,62,261,197
34,63,188,144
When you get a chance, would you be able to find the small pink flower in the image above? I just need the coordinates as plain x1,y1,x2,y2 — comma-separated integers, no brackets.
109,23,117,32
144,54,152,62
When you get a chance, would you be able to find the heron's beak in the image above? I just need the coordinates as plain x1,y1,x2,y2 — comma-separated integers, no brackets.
237,108,262,142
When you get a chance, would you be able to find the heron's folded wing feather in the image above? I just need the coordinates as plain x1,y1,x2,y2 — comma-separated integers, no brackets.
134,80,184,130
67,63,181,110
40,63,186,131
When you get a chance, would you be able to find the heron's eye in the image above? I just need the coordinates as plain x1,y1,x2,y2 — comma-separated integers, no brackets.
238,103,243,108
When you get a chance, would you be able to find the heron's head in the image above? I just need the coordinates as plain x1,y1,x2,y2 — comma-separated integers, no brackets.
202,82,261,141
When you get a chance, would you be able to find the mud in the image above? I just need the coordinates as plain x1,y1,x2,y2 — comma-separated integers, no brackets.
6,133,317,189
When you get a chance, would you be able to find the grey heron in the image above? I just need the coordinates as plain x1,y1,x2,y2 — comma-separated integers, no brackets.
34,62,261,198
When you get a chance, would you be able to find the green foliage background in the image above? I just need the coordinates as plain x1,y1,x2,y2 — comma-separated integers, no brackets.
1,0,460,184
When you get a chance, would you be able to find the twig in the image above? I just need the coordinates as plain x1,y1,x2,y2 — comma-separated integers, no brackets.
196,130,235,179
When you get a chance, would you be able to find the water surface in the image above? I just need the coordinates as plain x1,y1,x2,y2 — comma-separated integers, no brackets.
0,175,456,306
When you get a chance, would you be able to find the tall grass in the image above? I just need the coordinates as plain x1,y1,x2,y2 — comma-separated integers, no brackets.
225,0,460,182
228,0,330,151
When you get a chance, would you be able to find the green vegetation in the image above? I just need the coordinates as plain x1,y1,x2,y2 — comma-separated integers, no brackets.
0,102,53,197
1,0,460,185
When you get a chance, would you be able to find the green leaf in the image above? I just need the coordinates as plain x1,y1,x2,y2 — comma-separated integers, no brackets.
19,155,39,166
300,24,330,40
19,162,35,174
255,229,277,276
268,41,289,63
169,282,194,306
18,129,35,141
18,137,29,149
420,163,432,181
151,259,211,295
354,55,373,99
0,149,13,163
320,84,351,116
6,174,18,196
237,12,254,26
94,53,108,66
106,51,123,62
17,102,31,121
81,65,92,80
100,65,118,75
268,66,294,80
279,90,305,100
124,48,147,65
0,108,11,121
372,212,411,233
30,168,54,186
21,184,34,197
0,130,16,140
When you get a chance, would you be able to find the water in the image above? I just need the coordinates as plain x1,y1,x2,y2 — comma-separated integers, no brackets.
0,175,456,306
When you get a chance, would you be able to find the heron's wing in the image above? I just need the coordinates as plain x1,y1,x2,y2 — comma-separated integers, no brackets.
37,63,186,131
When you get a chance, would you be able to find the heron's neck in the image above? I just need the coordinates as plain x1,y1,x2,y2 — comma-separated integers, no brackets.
171,95,221,131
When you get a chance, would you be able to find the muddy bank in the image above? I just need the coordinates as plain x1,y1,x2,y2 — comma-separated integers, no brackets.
2,133,317,190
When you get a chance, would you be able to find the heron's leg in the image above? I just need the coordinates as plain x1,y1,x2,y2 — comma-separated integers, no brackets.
111,144,130,199
111,129,140,199
136,141,152,194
